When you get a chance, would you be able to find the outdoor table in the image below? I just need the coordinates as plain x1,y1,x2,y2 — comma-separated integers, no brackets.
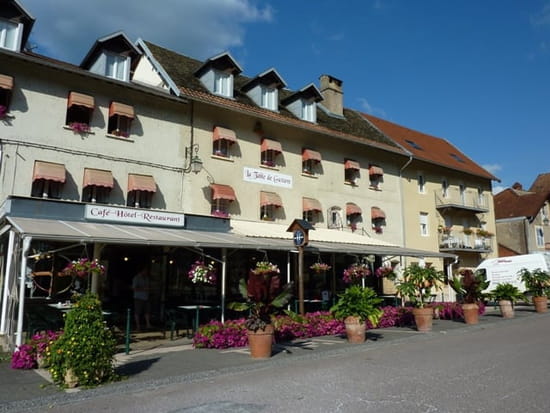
47,302,73,312
294,299,325,313
177,305,220,334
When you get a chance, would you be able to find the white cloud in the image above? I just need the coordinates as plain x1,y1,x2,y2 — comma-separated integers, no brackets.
492,185,506,195
531,3,550,27
357,97,386,118
482,163,502,175
24,0,273,64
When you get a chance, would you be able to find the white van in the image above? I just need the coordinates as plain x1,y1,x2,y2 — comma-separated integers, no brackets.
475,253,550,292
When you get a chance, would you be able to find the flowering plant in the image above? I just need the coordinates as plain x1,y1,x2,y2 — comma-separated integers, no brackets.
342,263,371,284
251,261,280,275
261,160,275,167
32,330,62,361
69,122,91,133
61,258,105,278
375,266,397,281
11,344,36,369
373,225,383,234
438,225,452,234
211,210,229,218
188,260,217,285
0,105,7,118
310,262,331,273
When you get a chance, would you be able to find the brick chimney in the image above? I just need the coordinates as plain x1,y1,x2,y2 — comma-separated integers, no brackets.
319,74,343,116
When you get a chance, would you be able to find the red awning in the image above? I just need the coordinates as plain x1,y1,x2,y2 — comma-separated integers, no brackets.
260,191,282,207
0,74,14,90
32,161,66,183
303,197,322,212
369,165,384,176
346,202,362,216
67,92,94,110
109,102,135,119
371,207,386,220
344,160,360,170
211,184,236,201
302,149,322,162
128,174,156,192
213,126,237,143
83,168,114,189
260,138,282,153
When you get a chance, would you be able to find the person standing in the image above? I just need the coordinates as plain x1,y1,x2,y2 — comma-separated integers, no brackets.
132,268,152,331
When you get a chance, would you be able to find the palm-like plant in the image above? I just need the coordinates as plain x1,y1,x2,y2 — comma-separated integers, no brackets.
491,283,524,304
519,268,550,297
330,285,383,326
395,264,445,308
450,269,490,304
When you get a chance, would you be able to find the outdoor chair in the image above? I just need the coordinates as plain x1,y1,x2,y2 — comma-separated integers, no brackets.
163,308,190,340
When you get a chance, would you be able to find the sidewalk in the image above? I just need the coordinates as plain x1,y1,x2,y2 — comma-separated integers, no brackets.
0,306,545,410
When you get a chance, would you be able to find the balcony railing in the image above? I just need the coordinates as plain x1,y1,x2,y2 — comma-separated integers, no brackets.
439,232,492,252
434,188,489,213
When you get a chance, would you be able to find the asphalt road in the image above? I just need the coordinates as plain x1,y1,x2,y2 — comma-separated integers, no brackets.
16,313,550,413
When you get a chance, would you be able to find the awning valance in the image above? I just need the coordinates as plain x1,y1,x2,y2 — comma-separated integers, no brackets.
68,92,94,110
211,184,236,201
0,74,14,90
261,138,282,153
346,202,362,216
260,191,282,207
128,174,156,192
213,126,237,143
371,207,386,220
83,168,114,189
32,161,66,183
369,165,384,176
109,101,135,119
344,160,360,170
302,149,322,162
303,197,322,212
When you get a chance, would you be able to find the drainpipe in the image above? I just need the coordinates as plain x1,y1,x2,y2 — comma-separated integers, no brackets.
0,229,14,334
399,153,414,266
16,236,31,347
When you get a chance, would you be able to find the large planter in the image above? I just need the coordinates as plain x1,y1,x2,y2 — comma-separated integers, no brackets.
533,296,548,313
247,325,274,359
462,303,479,325
412,307,433,332
498,300,514,319
344,316,366,343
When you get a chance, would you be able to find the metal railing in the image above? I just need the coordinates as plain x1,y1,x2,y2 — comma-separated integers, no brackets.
434,188,489,212
438,232,492,252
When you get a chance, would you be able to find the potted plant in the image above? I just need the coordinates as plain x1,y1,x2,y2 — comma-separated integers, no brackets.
342,263,371,284
187,260,217,285
228,261,293,358
450,269,490,324
519,268,550,313
395,264,445,332
330,285,383,343
490,283,524,319
310,262,331,274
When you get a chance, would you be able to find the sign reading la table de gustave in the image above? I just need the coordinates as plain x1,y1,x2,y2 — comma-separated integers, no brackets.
243,167,293,188
85,205,185,227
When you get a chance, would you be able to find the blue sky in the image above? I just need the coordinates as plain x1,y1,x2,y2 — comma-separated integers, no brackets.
22,0,550,193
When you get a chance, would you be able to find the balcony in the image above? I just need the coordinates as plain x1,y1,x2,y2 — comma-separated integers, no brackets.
439,232,492,253
434,189,489,214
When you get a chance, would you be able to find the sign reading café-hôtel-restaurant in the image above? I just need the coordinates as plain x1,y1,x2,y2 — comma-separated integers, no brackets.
85,205,185,227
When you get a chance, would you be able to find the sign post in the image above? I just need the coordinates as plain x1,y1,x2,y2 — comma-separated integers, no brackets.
287,219,314,316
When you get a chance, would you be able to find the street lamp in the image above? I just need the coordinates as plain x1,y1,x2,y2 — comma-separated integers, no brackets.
184,143,203,174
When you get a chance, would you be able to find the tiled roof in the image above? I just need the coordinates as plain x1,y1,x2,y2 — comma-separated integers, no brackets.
143,41,404,154
529,173,550,197
362,113,499,181
494,188,547,220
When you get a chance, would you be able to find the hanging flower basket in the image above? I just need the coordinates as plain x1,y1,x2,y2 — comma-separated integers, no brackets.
61,258,105,278
251,261,280,276
310,262,331,274
188,260,217,285
342,263,371,284
375,266,397,281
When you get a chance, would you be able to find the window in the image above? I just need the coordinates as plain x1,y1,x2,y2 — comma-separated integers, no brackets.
127,191,152,208
419,212,429,236
450,153,465,163
0,74,13,115
542,203,549,225
303,197,322,225
105,53,129,81
344,160,360,185
214,70,232,97
260,191,282,221
302,99,315,122
83,186,110,204
0,18,21,51
536,226,544,247
418,173,425,193
477,188,485,207
371,207,386,234
211,184,236,218
369,165,383,190
302,149,322,175
442,179,449,198
328,206,343,229
82,168,113,204
405,139,423,150
261,85,277,110
127,174,156,208
66,92,94,132
31,161,66,199
260,138,282,167
459,184,465,204
212,126,237,158
346,203,362,232
108,102,134,137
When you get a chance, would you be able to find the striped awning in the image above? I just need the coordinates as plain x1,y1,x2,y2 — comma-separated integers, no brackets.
83,168,114,189
260,138,282,153
128,174,156,192
213,126,237,143
344,160,360,170
211,184,236,201
302,149,322,162
260,191,282,207
369,165,384,176
32,161,66,183
346,202,362,216
303,197,322,212
371,207,386,220
0,74,14,90
67,92,94,110
109,101,135,119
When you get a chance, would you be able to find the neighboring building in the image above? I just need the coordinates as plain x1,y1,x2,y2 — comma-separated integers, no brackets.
362,114,499,277
494,180,550,256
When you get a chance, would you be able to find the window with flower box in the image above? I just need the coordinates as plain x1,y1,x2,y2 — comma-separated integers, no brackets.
65,92,94,133
371,206,386,234
346,202,362,232
0,74,13,117
344,160,360,185
212,126,237,158
302,149,322,176
108,101,134,138
211,184,236,218
260,138,282,167
260,191,282,221
369,165,383,190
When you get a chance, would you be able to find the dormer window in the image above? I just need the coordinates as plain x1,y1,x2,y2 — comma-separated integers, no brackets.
105,52,129,81
214,70,232,97
242,68,286,111
195,52,242,99
281,83,323,123
0,18,22,51
261,85,277,110
302,99,316,122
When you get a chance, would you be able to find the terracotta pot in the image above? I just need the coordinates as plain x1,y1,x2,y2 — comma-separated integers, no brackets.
499,300,514,319
247,325,274,359
533,296,548,313
344,316,366,343
412,307,433,332
462,303,479,325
